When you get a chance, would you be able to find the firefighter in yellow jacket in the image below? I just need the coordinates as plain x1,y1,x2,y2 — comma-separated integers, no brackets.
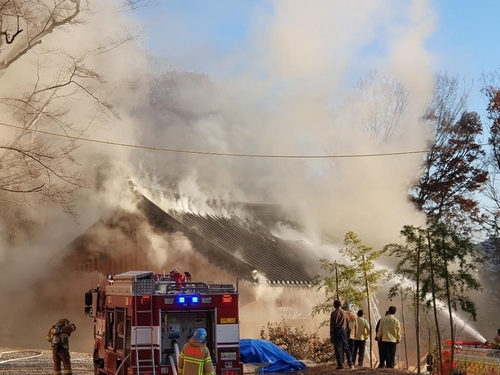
46,318,77,375
178,328,215,375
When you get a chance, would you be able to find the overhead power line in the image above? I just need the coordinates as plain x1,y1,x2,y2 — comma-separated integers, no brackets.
0,121,431,159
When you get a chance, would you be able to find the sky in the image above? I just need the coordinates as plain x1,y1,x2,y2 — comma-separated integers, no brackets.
136,0,500,120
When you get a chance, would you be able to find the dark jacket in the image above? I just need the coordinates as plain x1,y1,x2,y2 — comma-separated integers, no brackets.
330,308,349,339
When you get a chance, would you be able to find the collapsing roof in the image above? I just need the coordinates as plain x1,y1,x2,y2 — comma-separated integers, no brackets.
62,188,325,287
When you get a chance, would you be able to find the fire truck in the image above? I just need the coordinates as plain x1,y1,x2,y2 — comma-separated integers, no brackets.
430,340,500,375
84,270,243,375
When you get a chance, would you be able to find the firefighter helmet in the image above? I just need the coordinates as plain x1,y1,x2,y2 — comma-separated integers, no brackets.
193,328,208,343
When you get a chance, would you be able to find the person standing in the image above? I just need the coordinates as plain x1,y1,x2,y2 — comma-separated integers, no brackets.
375,311,389,368
47,318,77,375
377,306,401,369
343,301,358,362
353,309,370,367
178,328,215,375
330,300,354,370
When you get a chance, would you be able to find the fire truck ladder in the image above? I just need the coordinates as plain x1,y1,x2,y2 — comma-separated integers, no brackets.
134,298,156,375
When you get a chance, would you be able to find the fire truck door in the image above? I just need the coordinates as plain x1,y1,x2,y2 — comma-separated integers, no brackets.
160,310,215,366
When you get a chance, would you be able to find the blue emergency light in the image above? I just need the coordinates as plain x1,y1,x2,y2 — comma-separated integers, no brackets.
176,295,200,305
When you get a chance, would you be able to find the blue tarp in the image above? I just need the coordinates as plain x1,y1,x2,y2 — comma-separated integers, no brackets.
240,339,307,373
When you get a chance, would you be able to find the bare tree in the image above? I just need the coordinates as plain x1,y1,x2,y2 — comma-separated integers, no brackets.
0,0,138,236
326,70,410,173
0,0,82,73
350,70,410,144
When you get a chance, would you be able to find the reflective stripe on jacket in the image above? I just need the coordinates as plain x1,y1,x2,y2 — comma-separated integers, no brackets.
178,338,215,375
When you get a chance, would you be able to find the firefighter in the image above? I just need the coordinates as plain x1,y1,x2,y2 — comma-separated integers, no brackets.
178,328,215,375
46,318,77,375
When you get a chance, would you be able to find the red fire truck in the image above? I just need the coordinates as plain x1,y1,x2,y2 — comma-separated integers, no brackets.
430,340,500,375
84,270,243,375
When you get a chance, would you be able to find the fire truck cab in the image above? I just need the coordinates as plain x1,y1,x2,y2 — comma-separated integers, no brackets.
84,270,243,375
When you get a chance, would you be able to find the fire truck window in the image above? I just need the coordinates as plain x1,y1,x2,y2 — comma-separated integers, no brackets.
115,308,125,351
106,310,114,349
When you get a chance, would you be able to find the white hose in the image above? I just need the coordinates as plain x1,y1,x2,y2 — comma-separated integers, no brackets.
0,350,43,364
174,342,180,364
169,354,178,375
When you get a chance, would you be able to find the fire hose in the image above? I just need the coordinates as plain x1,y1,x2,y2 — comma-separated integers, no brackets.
0,350,43,364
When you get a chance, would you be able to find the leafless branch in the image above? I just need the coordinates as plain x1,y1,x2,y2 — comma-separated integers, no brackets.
1,14,23,44
0,145,81,186
0,182,44,193
0,0,81,71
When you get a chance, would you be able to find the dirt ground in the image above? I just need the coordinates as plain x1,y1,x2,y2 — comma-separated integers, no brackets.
301,364,414,375
0,347,414,375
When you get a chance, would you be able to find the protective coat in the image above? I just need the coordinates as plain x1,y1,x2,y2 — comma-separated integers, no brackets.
47,318,76,375
178,337,215,375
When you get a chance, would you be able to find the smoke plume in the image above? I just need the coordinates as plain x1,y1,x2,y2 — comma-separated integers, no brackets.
130,0,435,247
0,0,441,350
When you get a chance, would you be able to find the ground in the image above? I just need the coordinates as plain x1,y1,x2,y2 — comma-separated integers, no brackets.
301,364,414,375
0,347,93,374
0,347,414,375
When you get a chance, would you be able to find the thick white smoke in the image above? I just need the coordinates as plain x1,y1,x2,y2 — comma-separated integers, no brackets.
131,0,435,247
0,0,441,350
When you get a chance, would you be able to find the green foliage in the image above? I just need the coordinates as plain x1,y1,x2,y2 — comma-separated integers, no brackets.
388,222,482,319
386,225,428,296
341,231,387,294
426,220,483,320
312,259,364,319
260,319,335,363
312,231,387,337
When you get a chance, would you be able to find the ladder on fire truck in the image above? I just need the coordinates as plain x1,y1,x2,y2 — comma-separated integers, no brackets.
134,295,156,375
